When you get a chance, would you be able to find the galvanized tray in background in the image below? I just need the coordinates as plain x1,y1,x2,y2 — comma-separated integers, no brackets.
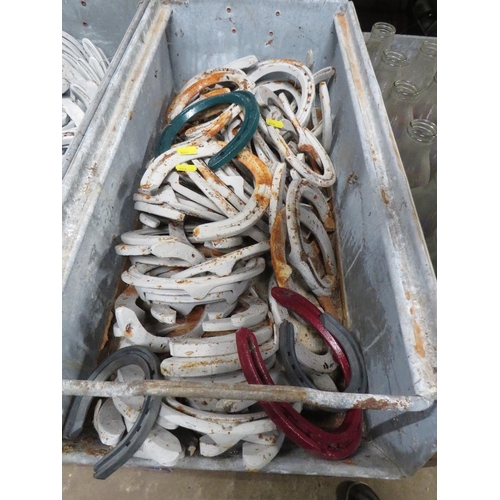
62,0,437,479
62,0,151,177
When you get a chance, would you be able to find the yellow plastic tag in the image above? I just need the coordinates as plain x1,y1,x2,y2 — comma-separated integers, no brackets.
177,146,198,155
266,118,284,129
175,163,197,172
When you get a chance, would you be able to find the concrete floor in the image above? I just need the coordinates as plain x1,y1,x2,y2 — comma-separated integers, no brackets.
62,463,437,499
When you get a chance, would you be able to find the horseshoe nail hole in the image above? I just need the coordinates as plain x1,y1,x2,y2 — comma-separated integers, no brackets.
226,7,231,12
269,31,274,36
276,11,281,16
82,21,88,27
81,1,86,5
231,28,237,33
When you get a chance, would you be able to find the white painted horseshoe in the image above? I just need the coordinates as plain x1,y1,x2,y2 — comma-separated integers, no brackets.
172,241,270,279
190,148,272,242
242,432,286,471
266,123,335,188
127,255,193,267
185,162,268,240
252,131,281,172
160,329,278,377
169,321,273,358
276,92,336,188
286,179,337,296
222,54,258,70
201,288,268,331
142,281,250,310
199,431,280,458
134,185,226,221
313,66,336,86
166,67,254,121
114,304,173,353
123,257,265,300
114,285,146,320
127,421,184,467
165,355,276,383
306,49,315,71
186,361,280,414
62,31,86,58
162,397,270,431
82,38,109,72
247,59,315,127
268,161,287,231
257,81,303,111
319,81,333,153
198,420,278,458
116,237,205,266
133,200,185,221
203,237,244,249
153,301,237,338
93,398,126,447
139,142,224,193
62,97,85,127
139,213,161,228
217,166,250,202
120,226,196,247
166,171,224,213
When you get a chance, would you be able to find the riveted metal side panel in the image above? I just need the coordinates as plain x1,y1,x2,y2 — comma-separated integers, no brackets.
333,7,437,476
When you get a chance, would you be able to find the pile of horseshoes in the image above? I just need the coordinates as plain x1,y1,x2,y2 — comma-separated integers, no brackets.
63,54,368,478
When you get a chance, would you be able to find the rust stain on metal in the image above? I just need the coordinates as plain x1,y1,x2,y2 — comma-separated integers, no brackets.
352,396,407,411
318,295,342,323
266,39,274,46
347,172,358,184
166,70,252,121
344,459,356,465
413,320,426,358
200,88,231,98
381,189,389,205
298,142,320,165
129,110,133,120
168,305,205,336
405,289,411,300
202,329,236,338
270,209,292,288
235,148,272,187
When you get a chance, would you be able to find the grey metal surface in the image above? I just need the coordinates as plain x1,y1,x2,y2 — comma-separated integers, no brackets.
63,430,404,479
62,0,149,176
62,0,437,478
62,380,434,412
62,0,173,419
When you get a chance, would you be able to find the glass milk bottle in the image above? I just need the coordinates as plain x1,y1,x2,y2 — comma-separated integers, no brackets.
375,50,408,101
365,22,396,69
398,119,437,189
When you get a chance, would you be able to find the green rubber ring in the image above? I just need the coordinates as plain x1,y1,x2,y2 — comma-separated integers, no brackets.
157,90,260,171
